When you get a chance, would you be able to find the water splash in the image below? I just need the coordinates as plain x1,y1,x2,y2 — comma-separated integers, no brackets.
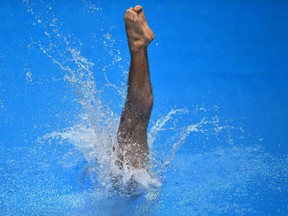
0,1,286,215
23,0,240,194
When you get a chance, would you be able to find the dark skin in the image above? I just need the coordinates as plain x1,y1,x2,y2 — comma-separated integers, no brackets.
115,6,154,170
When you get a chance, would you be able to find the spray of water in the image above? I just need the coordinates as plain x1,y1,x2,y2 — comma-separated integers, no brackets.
0,2,285,215
24,0,234,195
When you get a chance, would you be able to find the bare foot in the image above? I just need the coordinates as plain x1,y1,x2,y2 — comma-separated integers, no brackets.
124,5,154,51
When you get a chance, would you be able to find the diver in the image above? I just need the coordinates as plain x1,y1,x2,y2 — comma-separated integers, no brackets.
112,5,156,191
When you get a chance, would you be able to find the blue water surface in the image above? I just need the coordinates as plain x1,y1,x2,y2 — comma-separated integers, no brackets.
1,0,288,215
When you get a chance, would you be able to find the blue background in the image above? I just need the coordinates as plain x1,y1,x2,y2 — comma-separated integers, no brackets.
1,0,287,215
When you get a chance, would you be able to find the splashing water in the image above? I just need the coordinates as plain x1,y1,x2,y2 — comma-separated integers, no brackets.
24,1,222,194
2,1,285,215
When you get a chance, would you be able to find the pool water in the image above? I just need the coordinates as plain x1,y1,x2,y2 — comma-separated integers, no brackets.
1,0,287,215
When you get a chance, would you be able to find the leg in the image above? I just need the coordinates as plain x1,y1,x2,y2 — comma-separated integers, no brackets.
116,6,154,170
